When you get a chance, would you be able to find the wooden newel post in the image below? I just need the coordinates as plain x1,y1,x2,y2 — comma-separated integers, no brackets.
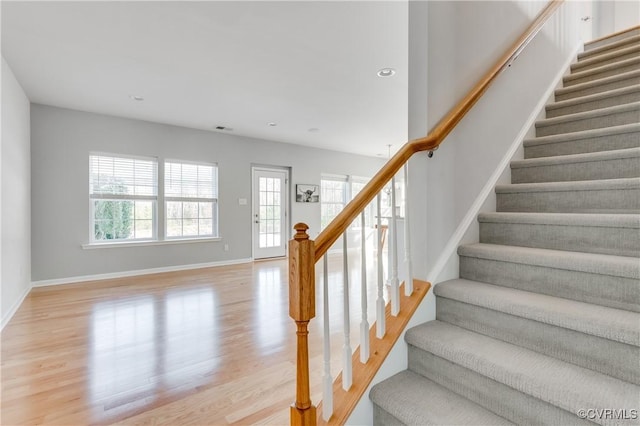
289,223,317,426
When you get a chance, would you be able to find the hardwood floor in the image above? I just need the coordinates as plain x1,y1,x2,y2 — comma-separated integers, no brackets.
1,253,388,425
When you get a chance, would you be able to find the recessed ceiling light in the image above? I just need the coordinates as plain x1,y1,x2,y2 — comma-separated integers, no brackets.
129,95,144,101
308,128,319,133
268,122,277,127
377,68,396,77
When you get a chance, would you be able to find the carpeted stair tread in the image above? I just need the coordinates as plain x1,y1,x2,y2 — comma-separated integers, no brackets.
585,26,640,51
510,146,640,182
525,122,640,146
495,176,640,194
478,211,640,228
457,243,639,279
563,57,640,87
523,122,640,154
405,321,640,421
571,44,640,72
546,84,640,116
495,177,640,213
370,370,514,426
535,101,640,136
537,101,640,127
459,247,640,312
511,146,640,169
478,212,640,257
554,69,640,100
434,279,640,346
435,280,640,384
577,34,640,60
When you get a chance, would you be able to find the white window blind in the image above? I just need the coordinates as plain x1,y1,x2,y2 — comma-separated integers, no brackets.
89,154,158,242
165,160,218,238
90,154,157,198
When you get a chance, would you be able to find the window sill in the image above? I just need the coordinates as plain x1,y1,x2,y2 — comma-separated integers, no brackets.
82,237,222,249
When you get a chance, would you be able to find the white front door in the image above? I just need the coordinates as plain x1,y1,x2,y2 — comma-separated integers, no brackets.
252,168,288,259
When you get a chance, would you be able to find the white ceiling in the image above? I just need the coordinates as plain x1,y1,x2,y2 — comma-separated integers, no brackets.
1,1,408,157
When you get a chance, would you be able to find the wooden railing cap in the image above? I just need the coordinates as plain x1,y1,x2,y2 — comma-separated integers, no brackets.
294,223,310,240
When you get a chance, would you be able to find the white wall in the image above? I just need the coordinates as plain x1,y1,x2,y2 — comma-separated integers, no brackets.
420,0,582,284
594,1,640,39
1,57,31,328
30,105,384,282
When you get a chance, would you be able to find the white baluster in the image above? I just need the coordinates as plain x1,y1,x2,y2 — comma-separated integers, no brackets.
360,211,370,363
376,193,386,338
404,163,413,295
322,254,333,420
390,176,400,316
342,232,352,390
387,210,392,287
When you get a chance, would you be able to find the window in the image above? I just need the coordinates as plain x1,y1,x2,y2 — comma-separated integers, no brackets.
257,175,283,248
321,175,348,230
380,179,405,219
89,154,157,242
165,160,218,238
351,177,374,229
319,174,404,232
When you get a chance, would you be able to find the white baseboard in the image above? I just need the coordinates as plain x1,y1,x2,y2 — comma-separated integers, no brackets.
31,258,254,288
426,42,582,284
1,284,31,331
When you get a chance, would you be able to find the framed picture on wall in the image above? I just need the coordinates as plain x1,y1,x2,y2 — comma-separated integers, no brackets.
296,184,319,203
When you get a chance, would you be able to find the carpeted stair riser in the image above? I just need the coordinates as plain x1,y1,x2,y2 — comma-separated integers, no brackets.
523,124,640,158
546,85,640,117
372,405,402,426
406,322,640,426
459,243,640,311
434,280,640,374
436,298,640,384
585,28,640,51
578,35,640,61
571,45,640,73
370,371,514,426
535,103,640,137
496,179,640,213
458,254,639,312
478,213,640,257
564,57,640,87
554,70,640,101
510,148,640,183
407,347,589,426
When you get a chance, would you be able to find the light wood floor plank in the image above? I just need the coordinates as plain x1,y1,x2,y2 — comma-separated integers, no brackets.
1,254,390,425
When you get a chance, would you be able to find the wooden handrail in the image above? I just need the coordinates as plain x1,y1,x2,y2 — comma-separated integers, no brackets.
314,0,564,261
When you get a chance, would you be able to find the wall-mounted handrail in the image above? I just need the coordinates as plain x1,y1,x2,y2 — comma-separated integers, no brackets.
313,0,564,261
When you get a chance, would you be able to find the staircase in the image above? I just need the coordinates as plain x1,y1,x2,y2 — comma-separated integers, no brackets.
370,28,640,425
